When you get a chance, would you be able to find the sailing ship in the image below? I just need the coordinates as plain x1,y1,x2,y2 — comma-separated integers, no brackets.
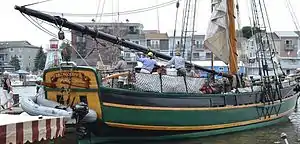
14,0,300,142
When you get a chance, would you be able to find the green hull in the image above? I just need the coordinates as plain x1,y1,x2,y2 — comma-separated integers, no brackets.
41,66,300,143
101,95,297,128
80,115,290,143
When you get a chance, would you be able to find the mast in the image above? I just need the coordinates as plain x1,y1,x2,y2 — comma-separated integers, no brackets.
210,0,215,79
227,0,238,75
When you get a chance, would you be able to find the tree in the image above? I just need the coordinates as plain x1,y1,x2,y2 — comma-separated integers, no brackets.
34,46,46,71
9,55,21,70
60,42,72,61
240,26,263,39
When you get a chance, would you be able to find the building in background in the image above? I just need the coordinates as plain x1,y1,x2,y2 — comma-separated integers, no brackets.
245,31,300,75
71,22,144,68
0,41,39,72
168,36,192,60
145,32,169,55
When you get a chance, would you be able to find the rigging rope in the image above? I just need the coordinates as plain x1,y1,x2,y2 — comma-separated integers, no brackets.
22,0,54,7
41,0,180,17
21,13,90,66
171,0,180,56
285,0,300,32
94,0,102,22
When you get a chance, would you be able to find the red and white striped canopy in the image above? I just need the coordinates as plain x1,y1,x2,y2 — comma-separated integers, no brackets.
0,114,65,144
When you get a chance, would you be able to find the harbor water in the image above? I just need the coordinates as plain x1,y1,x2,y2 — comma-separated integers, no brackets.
1,86,300,144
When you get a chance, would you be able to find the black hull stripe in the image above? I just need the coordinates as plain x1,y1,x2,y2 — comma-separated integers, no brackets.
100,86,295,107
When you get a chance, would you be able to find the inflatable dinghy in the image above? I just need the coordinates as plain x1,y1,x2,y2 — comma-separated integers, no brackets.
20,88,97,123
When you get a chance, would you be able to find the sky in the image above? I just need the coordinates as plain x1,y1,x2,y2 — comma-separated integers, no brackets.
0,0,299,47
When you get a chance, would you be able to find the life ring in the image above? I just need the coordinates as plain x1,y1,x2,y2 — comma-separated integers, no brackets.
102,72,129,81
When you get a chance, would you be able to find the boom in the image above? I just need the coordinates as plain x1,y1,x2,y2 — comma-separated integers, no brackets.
14,5,232,78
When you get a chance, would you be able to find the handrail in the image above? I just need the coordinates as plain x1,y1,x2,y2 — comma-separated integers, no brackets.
102,72,130,81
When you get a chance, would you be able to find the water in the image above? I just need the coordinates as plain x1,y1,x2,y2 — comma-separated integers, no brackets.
2,87,300,144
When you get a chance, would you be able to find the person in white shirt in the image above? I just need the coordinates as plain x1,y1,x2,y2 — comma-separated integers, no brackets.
166,51,186,76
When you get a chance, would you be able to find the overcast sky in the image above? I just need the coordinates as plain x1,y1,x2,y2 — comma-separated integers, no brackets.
0,0,299,47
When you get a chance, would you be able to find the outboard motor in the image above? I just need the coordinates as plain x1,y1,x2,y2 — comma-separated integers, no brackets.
72,102,89,123
72,102,91,140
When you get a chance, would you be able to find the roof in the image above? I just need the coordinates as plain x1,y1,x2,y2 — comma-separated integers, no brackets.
124,34,145,40
77,22,144,28
145,33,168,40
275,31,299,37
143,30,160,34
0,41,39,49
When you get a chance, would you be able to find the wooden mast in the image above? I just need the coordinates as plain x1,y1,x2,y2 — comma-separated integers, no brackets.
211,0,215,76
227,0,238,75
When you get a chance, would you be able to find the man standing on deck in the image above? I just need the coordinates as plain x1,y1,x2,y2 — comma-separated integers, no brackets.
136,52,157,74
114,55,127,71
165,51,186,76
113,55,128,88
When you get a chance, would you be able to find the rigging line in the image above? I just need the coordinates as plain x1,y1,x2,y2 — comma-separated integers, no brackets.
22,0,54,7
257,0,278,103
287,0,300,28
41,0,179,17
171,0,180,56
190,0,197,63
98,0,106,23
260,0,284,91
23,13,90,66
285,0,300,31
95,0,102,22
180,0,189,55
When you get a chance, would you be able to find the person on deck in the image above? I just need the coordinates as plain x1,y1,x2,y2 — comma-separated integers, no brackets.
113,55,128,88
136,52,158,74
166,51,186,76
114,55,127,71
1,72,13,110
187,65,199,78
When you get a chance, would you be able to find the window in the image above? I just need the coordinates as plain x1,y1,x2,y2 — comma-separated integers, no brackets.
192,53,199,59
150,40,160,49
286,70,290,75
125,53,131,58
10,48,13,52
206,52,212,59
196,41,203,49
285,40,293,48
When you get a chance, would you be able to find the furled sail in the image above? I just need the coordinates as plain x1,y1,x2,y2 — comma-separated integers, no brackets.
204,0,229,64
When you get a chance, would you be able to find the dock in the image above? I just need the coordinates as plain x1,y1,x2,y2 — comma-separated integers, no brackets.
0,107,23,115
0,114,65,144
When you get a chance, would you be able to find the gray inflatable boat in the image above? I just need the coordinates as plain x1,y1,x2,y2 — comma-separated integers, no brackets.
20,88,97,123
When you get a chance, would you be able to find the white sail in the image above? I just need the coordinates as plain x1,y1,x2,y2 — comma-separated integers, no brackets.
204,0,229,64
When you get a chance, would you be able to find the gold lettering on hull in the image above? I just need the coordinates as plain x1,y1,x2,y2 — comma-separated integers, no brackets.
49,71,91,89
